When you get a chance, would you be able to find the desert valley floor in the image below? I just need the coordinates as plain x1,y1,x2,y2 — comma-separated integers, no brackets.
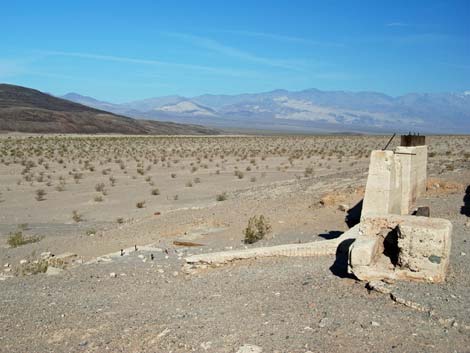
0,134,469,353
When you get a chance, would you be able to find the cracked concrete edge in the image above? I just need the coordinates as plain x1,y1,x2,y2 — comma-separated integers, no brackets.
184,225,360,266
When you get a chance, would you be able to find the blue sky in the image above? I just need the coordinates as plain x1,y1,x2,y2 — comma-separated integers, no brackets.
1,0,469,102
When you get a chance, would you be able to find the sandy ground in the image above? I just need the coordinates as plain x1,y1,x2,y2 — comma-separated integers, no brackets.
0,135,469,353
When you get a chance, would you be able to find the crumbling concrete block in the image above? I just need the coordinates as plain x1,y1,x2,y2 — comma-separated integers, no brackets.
348,215,452,283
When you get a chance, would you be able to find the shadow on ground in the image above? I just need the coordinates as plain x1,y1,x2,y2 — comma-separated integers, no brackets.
346,200,363,228
318,231,343,240
329,237,356,279
462,186,470,217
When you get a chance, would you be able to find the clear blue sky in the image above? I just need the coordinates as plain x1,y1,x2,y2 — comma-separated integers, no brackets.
1,0,469,102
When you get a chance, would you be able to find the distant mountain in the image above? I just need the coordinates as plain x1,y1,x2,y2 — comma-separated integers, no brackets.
61,88,470,134
0,84,220,135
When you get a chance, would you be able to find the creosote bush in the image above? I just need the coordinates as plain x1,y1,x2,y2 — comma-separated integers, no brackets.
35,189,46,201
72,210,83,222
243,215,271,244
216,192,228,201
7,231,42,248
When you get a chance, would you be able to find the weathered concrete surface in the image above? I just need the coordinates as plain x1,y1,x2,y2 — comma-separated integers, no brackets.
185,225,360,266
349,215,452,283
396,145,428,214
362,145,427,217
361,150,402,218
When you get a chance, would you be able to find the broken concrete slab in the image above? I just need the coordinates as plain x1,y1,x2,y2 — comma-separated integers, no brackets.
185,225,360,266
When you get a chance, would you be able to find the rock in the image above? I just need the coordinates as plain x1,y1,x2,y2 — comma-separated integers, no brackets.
19,259,28,265
461,252,466,256
138,254,145,259
371,321,381,327
200,341,212,350
40,252,52,259
109,272,117,278
236,344,263,353
157,269,164,274
338,204,349,212
465,220,470,228
4,263,10,268
46,266,64,276
366,280,392,295
318,317,330,328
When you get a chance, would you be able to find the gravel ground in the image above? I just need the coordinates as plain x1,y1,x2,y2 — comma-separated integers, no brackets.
1,185,469,353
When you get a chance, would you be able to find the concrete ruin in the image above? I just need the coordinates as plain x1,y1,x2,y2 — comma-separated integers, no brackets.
185,135,452,284
348,135,452,283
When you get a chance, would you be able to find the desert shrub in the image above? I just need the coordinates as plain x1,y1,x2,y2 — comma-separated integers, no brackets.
136,201,146,208
185,181,193,187
95,183,106,192
304,166,314,176
216,192,228,201
243,215,271,244
72,210,83,222
35,189,46,201
116,217,124,224
151,188,160,195
234,170,244,179
7,231,42,248
16,259,49,276
94,195,103,202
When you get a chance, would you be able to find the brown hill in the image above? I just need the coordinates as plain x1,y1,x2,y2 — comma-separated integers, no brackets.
0,84,220,135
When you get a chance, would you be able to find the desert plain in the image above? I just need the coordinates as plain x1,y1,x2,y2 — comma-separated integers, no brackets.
0,134,469,353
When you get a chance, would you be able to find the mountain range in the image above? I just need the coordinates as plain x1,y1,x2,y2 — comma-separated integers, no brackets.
62,89,470,134
0,84,220,135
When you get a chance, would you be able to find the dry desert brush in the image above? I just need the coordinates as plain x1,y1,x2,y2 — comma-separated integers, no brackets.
243,215,272,244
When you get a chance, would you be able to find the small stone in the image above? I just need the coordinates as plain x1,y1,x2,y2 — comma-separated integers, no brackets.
200,341,212,350
461,252,466,256
172,271,179,277
158,269,164,273
138,254,145,259
236,344,263,353
40,252,52,259
19,259,28,265
338,204,349,212
371,321,380,327
318,317,330,328
78,341,88,347
4,263,10,268
109,272,117,278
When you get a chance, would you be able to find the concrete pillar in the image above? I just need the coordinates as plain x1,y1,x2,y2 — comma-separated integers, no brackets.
396,145,428,214
362,150,402,218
